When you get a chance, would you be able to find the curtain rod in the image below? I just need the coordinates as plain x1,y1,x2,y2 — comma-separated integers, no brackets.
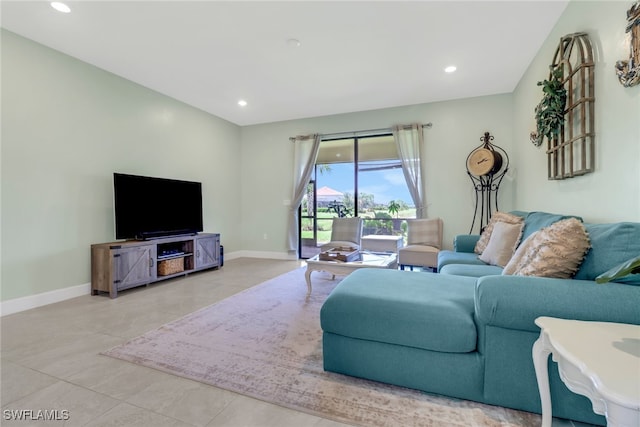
289,122,432,142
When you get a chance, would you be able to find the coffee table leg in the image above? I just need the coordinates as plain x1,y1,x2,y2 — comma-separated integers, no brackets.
533,335,553,427
304,267,313,295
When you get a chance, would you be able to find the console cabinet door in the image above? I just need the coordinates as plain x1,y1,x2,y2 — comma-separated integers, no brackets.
113,245,157,290
195,235,219,269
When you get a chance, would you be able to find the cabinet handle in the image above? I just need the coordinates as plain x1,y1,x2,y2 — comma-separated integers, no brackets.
196,249,200,257
150,258,154,268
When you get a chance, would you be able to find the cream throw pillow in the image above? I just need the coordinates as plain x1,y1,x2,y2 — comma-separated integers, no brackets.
475,212,524,254
502,217,590,278
478,221,524,267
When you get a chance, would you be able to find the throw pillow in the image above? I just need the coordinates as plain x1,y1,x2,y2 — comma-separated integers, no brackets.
474,212,524,254
478,221,524,267
502,230,538,276
502,218,591,279
574,222,640,280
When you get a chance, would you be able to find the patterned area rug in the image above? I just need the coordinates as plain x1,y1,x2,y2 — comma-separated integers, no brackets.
103,267,539,426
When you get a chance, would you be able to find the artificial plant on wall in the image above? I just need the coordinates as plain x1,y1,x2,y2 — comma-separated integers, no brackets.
533,67,566,147
534,32,595,180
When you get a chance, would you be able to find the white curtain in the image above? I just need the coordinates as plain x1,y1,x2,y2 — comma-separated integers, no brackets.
393,124,426,218
287,134,321,251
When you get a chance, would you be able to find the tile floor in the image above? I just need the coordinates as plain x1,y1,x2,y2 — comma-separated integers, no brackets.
1,258,595,427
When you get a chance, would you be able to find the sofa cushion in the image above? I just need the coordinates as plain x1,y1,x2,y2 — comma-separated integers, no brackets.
478,221,524,267
596,254,640,286
438,250,485,270
474,211,524,254
520,211,583,241
575,222,640,281
440,263,503,277
475,275,640,331
320,269,478,353
453,234,481,253
503,218,590,278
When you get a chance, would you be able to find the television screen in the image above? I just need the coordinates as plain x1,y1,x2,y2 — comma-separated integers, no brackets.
114,173,203,240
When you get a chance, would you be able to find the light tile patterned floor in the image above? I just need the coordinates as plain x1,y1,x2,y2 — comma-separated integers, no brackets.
1,258,595,426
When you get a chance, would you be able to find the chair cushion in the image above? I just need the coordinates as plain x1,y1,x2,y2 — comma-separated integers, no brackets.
398,245,439,268
331,217,363,243
407,218,443,249
320,269,479,353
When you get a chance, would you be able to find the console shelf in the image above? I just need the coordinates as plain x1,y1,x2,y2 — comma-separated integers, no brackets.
157,253,188,260
91,233,220,298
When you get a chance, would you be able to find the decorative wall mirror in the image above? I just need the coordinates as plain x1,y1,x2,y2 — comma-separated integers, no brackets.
541,32,595,180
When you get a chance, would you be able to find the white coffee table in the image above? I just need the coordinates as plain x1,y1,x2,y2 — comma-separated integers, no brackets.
532,316,640,427
305,251,397,295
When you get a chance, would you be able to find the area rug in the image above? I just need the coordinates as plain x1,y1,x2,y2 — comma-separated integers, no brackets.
103,267,540,426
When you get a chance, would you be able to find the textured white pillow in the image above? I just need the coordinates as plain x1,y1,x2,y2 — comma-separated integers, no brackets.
474,212,524,254
502,231,537,276
503,218,590,278
478,221,524,267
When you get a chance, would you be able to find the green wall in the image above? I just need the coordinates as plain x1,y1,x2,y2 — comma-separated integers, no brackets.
240,95,516,254
239,0,640,257
512,0,640,222
1,30,242,301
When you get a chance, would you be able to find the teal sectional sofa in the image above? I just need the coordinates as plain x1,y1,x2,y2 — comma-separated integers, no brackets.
320,212,640,425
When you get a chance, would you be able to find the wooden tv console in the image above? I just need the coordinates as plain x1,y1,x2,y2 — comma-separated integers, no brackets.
91,233,220,298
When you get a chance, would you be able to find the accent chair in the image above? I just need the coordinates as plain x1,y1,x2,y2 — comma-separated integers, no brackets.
320,217,364,252
398,217,443,271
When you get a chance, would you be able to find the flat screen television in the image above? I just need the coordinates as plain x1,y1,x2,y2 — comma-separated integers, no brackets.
114,173,203,240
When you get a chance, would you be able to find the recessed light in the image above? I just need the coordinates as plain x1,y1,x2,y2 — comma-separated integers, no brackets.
287,38,301,48
238,100,248,107
50,2,71,13
445,65,457,73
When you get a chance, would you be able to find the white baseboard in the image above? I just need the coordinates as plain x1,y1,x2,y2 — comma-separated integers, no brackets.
1,282,91,317
225,250,298,261
1,251,296,316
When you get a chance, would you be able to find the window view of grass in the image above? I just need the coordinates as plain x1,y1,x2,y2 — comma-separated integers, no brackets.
300,135,417,255
302,202,416,246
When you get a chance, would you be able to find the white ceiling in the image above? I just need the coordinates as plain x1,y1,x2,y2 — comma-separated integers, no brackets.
1,1,569,126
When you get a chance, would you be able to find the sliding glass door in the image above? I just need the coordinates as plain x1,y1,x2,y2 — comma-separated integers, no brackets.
299,134,416,258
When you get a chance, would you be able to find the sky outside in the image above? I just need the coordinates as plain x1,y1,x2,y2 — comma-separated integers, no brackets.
315,161,413,206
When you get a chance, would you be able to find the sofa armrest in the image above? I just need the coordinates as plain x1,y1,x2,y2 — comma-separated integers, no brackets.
453,234,480,253
475,275,640,332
